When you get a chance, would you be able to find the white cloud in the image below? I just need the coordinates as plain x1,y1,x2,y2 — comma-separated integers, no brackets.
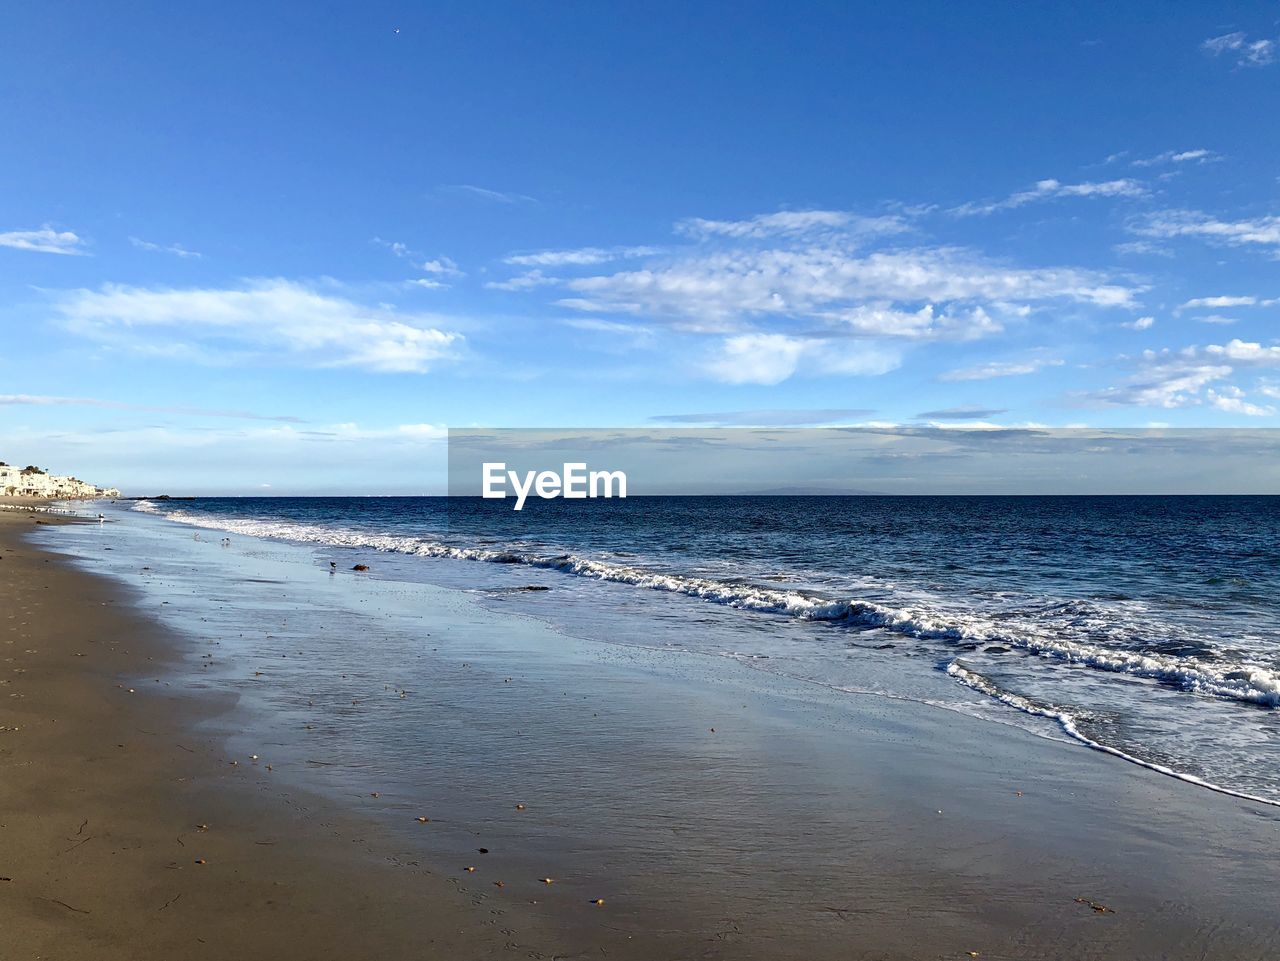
1124,315,1156,330
482,208,1138,378
1135,210,1280,251
1131,148,1220,167
703,333,899,385
504,246,661,267
1113,240,1172,257
1179,295,1273,310
1089,363,1233,409
559,245,1135,333
130,236,202,259
420,256,461,275
1084,340,1280,415
1202,32,1276,67
676,210,907,239
0,225,87,255
953,178,1146,217
485,269,557,291
1196,339,1280,364
373,238,461,285
940,357,1064,381
1206,386,1275,416
825,303,1003,340
53,279,463,373
1198,315,1238,326
705,333,807,384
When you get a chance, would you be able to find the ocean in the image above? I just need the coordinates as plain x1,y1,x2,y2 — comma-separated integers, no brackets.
126,494,1280,805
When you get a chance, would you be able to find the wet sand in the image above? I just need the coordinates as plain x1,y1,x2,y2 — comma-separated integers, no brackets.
3,506,1280,960
0,510,564,960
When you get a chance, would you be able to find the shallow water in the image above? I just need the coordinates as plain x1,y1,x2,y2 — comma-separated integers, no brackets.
116,495,1280,805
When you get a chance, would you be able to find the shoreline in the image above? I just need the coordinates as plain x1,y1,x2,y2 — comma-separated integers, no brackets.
5,506,1280,959
0,509,567,960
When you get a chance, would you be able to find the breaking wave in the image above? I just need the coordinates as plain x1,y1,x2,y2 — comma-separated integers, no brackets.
946,662,1280,808
133,500,1280,711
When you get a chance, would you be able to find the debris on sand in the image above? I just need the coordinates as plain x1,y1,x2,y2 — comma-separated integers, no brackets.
1074,897,1115,914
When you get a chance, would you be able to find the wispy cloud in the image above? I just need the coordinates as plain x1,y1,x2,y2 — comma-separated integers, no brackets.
1087,362,1235,410
504,246,661,267
130,236,202,259
0,225,87,255
373,238,462,287
649,408,876,426
1131,210,1280,251
0,394,304,422
1178,295,1277,311
436,184,537,204
675,210,907,240
1130,148,1220,168
939,357,1064,381
481,209,1137,383
53,279,463,373
952,178,1146,217
1123,315,1156,330
557,244,1134,334
1113,240,1172,257
916,405,1009,420
561,317,655,337
485,269,557,291
1202,31,1276,67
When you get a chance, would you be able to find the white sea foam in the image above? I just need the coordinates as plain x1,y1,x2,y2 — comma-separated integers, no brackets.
946,661,1280,808
131,501,1280,710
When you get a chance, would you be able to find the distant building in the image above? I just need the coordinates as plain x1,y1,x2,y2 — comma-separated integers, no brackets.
0,461,120,499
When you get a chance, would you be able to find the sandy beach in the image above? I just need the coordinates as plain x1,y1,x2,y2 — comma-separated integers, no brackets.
0,508,568,960
3,505,1279,961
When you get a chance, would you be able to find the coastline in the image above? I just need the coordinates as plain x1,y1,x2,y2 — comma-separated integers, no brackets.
4,506,1280,960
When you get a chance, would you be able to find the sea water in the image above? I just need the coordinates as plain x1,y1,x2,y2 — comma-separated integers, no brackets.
114,495,1280,805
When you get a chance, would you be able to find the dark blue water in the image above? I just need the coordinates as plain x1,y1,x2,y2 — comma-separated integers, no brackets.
133,495,1280,803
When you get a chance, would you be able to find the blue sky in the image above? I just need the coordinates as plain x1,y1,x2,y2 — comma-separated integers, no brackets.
2,2,1280,493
